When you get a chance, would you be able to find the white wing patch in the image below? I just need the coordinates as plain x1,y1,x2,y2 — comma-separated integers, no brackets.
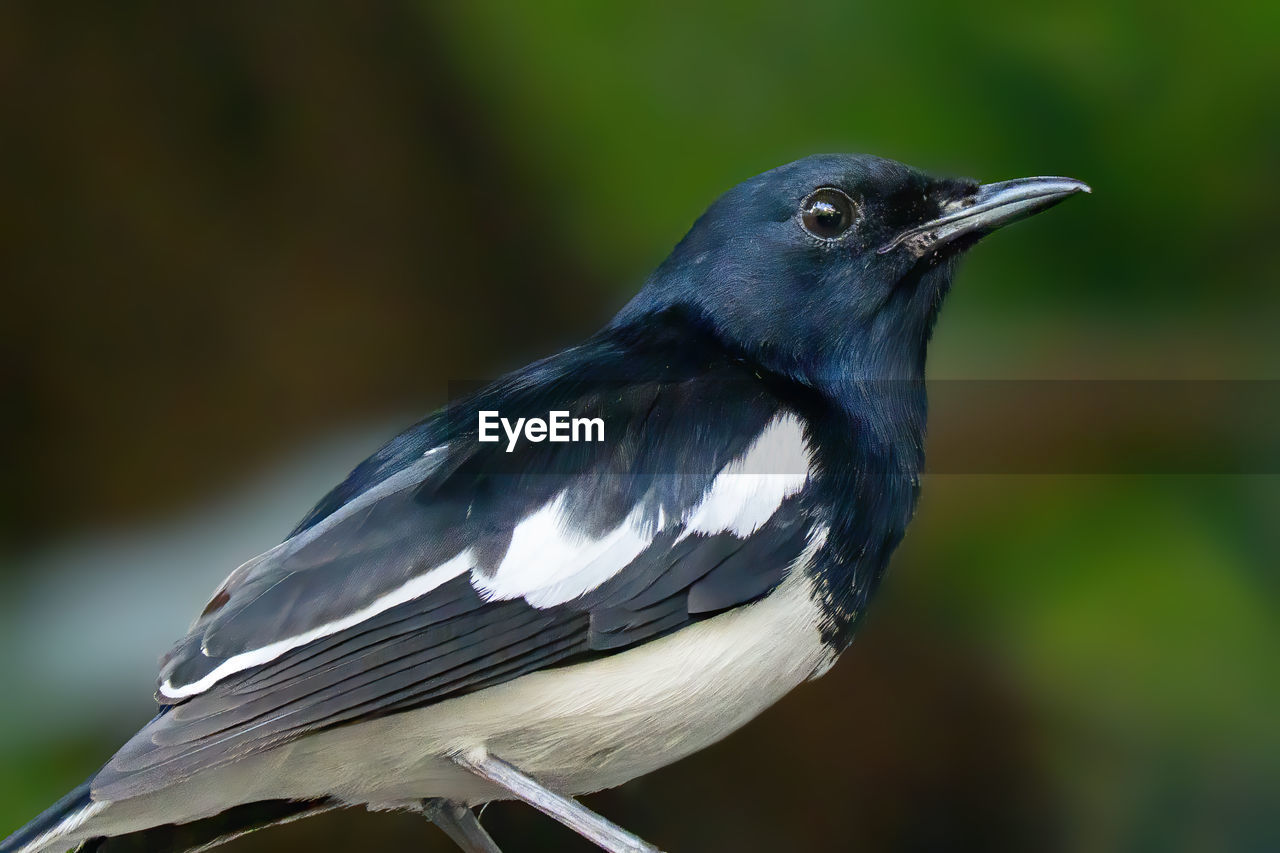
158,414,813,700
678,412,812,541
472,497,654,608
477,412,812,608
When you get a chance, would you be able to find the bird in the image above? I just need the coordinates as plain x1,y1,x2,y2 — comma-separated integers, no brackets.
1,153,1088,853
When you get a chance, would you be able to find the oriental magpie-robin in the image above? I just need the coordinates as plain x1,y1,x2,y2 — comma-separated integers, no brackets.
2,154,1087,853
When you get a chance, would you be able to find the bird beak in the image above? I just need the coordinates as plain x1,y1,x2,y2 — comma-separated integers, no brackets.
878,176,1091,255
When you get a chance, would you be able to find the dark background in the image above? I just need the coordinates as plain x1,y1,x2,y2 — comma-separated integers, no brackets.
1,2,1276,851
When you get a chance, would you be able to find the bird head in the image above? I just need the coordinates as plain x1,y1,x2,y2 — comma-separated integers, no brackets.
616,154,1088,388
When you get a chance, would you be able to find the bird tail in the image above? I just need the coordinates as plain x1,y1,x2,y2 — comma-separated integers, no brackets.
76,799,339,853
0,779,102,853
2,783,337,853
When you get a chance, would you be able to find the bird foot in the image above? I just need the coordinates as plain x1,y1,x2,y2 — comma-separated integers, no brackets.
422,798,503,853
449,749,662,853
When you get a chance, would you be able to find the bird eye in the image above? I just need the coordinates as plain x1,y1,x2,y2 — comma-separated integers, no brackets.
799,187,858,240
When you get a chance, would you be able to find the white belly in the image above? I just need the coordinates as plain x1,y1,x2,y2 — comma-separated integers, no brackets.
286,569,831,804
82,572,833,840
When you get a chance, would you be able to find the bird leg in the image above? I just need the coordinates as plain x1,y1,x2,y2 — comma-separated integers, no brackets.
450,748,661,853
421,798,504,853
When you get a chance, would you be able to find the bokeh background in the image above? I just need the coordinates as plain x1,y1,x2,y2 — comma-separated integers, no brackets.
2,2,1277,851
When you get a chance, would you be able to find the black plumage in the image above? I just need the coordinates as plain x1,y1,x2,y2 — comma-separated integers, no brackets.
97,325,819,799
2,153,1086,853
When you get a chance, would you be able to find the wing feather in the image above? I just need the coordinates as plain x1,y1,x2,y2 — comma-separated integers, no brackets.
94,365,824,801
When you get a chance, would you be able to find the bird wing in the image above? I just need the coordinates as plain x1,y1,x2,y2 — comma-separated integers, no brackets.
93,369,827,800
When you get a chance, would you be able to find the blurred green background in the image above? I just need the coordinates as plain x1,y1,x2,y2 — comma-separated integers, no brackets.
1,2,1276,851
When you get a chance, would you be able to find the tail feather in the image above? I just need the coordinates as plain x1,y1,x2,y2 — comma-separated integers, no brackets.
1,780,101,853
3,785,338,853
77,799,339,853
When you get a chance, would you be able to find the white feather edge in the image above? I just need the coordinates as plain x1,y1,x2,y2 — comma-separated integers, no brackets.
160,413,812,699
16,800,108,853
160,550,474,699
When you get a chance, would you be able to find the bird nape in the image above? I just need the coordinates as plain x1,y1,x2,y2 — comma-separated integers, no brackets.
1,154,1087,853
